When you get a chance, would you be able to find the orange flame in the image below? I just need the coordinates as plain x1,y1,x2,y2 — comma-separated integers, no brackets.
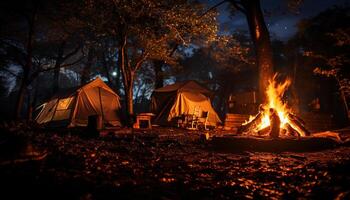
259,74,291,130
242,74,306,137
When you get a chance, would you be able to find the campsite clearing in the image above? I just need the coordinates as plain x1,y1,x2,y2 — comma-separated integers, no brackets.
1,127,350,199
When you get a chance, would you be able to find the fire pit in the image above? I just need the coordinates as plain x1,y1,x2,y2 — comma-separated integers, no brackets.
238,74,310,138
210,75,343,152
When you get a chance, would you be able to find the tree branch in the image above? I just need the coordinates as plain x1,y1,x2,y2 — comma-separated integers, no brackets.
230,0,247,14
0,68,20,78
169,44,179,57
62,45,82,61
29,55,84,84
201,0,228,18
60,56,85,68
163,0,229,59
166,25,186,45
119,34,129,87
0,39,26,67
134,52,149,72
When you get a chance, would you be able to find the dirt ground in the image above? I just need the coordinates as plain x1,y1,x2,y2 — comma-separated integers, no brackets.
0,126,350,199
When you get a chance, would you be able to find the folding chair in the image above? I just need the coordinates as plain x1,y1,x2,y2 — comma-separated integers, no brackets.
200,111,210,130
188,106,201,130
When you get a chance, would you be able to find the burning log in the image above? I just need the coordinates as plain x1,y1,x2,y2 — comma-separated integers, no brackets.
237,113,262,134
269,108,280,139
288,113,305,125
252,108,282,138
237,110,311,138
287,113,310,136
285,123,300,138
237,105,265,134
257,126,270,136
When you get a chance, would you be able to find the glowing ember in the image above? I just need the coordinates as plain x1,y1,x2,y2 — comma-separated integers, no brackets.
241,74,309,137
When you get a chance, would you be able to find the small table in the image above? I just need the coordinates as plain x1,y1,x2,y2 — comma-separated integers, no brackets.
134,113,155,129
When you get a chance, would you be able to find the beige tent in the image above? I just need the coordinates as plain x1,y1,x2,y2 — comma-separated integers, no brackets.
151,80,222,126
36,77,122,127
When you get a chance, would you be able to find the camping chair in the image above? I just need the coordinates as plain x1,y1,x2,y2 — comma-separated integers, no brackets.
187,106,201,130
198,111,210,130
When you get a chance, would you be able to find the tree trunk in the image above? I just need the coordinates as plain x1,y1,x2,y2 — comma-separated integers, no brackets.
81,47,94,85
290,49,300,113
102,52,112,85
16,78,28,119
26,90,33,120
118,34,135,126
122,74,134,126
16,12,35,119
154,60,164,89
53,42,65,94
30,78,40,120
53,67,60,93
125,78,134,116
239,0,274,103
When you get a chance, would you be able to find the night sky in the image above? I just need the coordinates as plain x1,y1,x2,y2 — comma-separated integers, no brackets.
210,0,349,40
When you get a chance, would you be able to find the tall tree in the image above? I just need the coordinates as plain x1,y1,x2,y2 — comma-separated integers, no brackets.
82,0,218,125
0,0,85,119
207,0,304,102
228,0,273,102
0,0,40,119
294,6,350,124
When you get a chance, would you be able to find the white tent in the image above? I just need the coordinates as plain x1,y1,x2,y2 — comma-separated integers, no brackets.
151,81,222,126
36,77,122,127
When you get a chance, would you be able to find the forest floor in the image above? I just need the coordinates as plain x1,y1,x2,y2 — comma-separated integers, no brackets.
0,125,350,199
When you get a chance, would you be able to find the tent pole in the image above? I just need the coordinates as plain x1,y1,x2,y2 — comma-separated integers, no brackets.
98,87,105,121
68,93,79,127
50,98,60,121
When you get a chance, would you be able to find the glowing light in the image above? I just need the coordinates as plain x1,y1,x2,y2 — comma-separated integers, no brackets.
242,74,307,137
112,71,117,77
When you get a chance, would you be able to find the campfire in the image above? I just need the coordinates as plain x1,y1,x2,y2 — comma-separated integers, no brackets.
238,74,310,138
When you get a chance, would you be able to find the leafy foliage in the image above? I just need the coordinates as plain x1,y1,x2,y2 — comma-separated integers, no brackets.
297,7,350,97
77,0,219,118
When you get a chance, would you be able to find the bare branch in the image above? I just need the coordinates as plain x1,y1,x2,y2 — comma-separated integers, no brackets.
60,56,85,68
230,0,247,14
29,55,84,84
201,0,228,18
134,52,149,72
0,68,20,78
62,45,82,61
0,39,26,67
